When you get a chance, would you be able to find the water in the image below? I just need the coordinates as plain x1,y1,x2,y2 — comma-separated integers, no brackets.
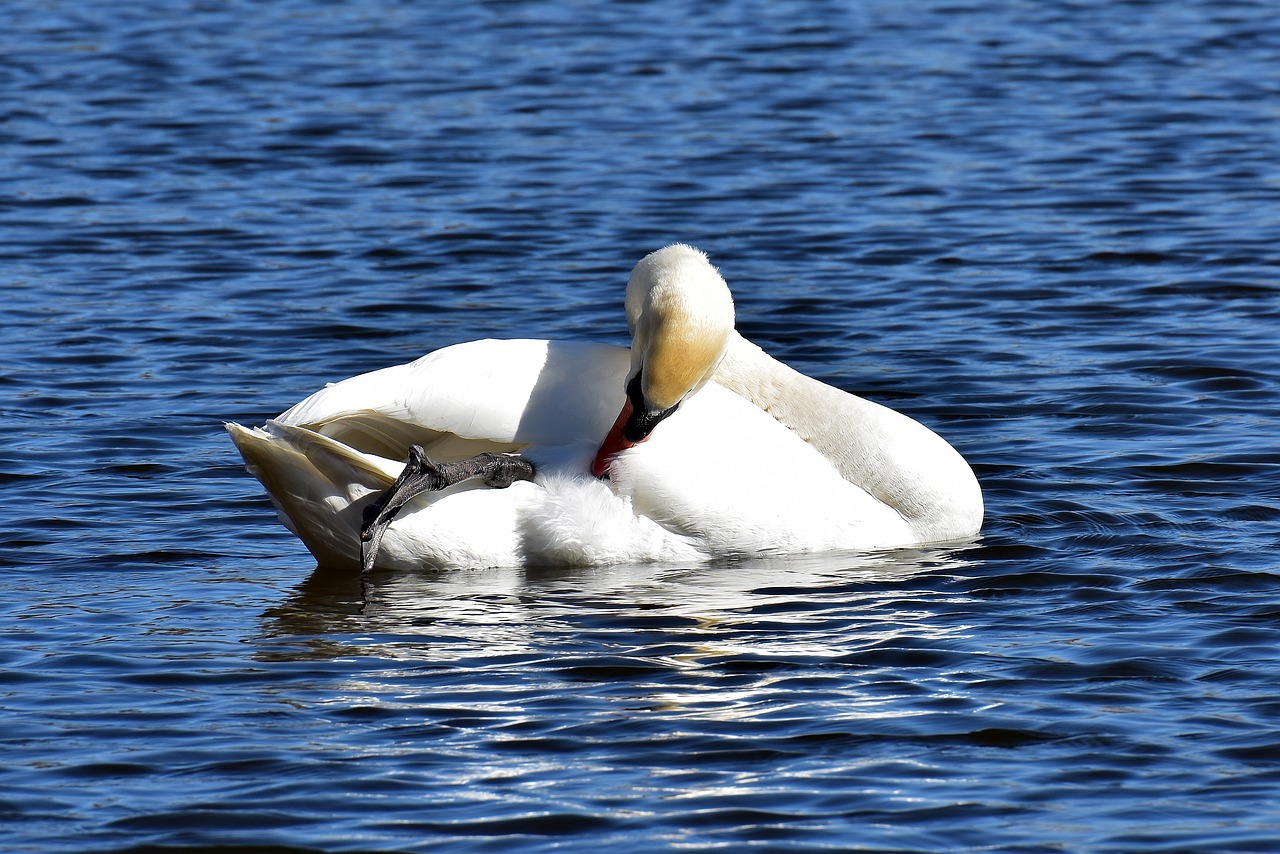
4,0,1279,850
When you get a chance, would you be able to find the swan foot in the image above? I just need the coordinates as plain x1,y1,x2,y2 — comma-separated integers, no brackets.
359,446,536,573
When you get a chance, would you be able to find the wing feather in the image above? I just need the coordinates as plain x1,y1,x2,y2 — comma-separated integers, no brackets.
274,339,630,460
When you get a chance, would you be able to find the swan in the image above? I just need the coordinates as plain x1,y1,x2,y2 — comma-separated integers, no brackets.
227,244,982,571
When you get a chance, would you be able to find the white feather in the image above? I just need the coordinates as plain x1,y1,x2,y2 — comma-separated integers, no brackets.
228,245,982,570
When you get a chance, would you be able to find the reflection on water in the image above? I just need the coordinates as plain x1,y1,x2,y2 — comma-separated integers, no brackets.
261,549,977,663
257,550,989,744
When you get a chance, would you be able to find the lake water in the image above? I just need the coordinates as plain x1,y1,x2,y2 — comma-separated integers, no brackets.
4,0,1280,851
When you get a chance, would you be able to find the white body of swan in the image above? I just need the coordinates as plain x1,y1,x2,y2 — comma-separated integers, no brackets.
227,245,982,570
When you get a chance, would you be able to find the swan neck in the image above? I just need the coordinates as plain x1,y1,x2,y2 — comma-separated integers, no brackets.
714,333,983,542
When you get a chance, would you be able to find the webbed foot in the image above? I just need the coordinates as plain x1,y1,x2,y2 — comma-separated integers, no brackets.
359,446,535,573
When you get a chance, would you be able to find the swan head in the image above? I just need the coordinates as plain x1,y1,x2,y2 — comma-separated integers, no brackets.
592,244,735,478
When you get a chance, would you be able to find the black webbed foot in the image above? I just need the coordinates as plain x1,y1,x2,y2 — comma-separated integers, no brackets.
359,446,535,573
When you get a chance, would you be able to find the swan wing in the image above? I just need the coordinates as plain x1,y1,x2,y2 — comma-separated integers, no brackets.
227,418,705,571
276,339,630,461
228,420,539,569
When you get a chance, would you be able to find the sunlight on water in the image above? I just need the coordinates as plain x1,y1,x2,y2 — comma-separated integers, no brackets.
3,0,1279,851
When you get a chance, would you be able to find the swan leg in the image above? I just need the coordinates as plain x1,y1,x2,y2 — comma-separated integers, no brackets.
359,446,535,573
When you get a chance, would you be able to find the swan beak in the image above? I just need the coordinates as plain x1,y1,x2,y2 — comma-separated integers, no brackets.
592,398,638,478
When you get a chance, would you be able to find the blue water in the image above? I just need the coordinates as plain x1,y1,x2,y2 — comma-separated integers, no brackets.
4,0,1280,851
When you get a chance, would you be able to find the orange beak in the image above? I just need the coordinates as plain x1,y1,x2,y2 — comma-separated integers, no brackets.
591,398,639,478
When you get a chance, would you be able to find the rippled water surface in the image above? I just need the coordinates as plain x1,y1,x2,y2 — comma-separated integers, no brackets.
4,0,1280,851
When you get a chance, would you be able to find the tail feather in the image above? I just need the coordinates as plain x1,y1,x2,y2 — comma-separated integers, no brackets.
226,421,400,568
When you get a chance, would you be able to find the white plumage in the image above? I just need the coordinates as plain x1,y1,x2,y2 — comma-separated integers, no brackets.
228,245,982,570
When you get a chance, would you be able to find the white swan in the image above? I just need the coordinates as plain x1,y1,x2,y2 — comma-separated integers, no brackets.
227,244,982,571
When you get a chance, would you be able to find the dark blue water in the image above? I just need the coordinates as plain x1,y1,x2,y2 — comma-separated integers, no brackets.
4,0,1280,850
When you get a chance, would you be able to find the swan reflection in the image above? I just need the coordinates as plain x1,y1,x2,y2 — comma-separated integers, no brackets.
257,546,981,668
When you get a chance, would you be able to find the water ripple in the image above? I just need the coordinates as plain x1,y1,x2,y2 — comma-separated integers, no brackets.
3,0,1280,851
